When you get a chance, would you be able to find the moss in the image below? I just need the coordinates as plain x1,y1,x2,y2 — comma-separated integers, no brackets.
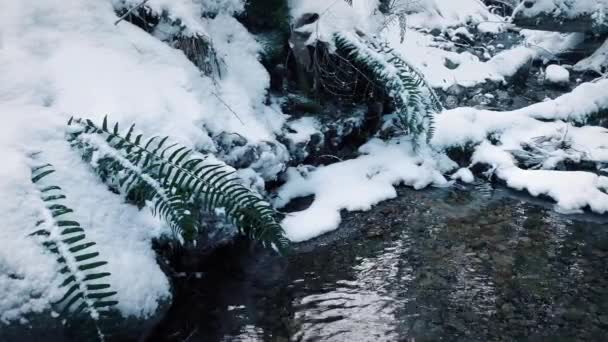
240,0,290,34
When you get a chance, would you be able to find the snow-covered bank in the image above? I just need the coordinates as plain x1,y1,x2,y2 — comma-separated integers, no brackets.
274,0,608,242
0,0,285,325
277,78,608,240
472,142,608,214
385,26,585,89
276,139,450,242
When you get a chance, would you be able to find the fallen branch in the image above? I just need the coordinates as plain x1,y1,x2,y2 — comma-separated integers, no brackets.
114,0,150,26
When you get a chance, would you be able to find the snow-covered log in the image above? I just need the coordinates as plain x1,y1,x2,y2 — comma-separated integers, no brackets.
512,0,608,34
574,38,608,74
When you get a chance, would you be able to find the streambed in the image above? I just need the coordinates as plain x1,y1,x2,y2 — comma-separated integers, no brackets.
150,183,608,341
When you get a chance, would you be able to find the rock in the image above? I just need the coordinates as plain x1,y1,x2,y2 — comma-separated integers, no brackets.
270,64,286,92
446,84,467,97
445,95,460,109
215,132,247,151
444,57,460,70
495,90,514,107
472,93,493,106
544,64,570,85
430,28,442,37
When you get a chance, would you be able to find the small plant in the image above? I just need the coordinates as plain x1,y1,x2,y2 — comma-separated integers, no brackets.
67,116,289,252
30,163,117,340
334,32,442,147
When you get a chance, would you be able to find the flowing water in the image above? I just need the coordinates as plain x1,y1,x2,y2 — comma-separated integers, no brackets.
150,183,608,341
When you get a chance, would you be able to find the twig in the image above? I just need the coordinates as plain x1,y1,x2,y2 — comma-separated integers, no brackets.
211,92,246,126
114,0,150,26
319,154,344,162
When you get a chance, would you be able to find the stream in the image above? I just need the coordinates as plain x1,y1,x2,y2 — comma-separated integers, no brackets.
145,25,608,342
149,183,608,341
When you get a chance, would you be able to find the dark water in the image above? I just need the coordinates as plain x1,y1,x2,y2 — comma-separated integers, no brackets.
149,184,608,342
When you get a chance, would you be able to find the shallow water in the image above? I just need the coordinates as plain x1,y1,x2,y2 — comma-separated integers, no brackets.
149,184,608,341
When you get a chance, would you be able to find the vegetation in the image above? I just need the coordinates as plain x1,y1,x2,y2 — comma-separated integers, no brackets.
30,164,117,339
334,32,443,146
67,116,288,252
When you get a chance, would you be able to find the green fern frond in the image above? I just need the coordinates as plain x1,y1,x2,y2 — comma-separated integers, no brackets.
334,32,442,147
66,116,289,252
30,163,117,339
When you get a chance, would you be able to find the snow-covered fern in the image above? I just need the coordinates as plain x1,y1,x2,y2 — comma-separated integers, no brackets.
67,117,288,252
30,164,117,340
334,32,442,147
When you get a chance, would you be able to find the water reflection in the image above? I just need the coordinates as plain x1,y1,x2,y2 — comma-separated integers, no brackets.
150,186,608,341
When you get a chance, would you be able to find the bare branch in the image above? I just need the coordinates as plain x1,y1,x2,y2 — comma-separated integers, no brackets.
114,0,150,26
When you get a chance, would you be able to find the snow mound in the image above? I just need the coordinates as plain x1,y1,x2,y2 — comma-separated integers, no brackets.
431,78,608,215
473,142,608,214
575,38,608,74
544,64,570,85
451,168,475,183
275,138,449,242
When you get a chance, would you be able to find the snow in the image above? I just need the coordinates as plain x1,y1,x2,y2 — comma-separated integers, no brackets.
451,168,475,183
544,64,570,84
278,74,608,241
285,117,321,145
113,0,245,35
430,80,608,214
288,0,373,47
275,138,449,242
404,0,499,30
0,0,284,322
472,142,608,214
514,78,608,123
575,38,608,74
384,25,583,89
433,79,608,149
513,0,608,20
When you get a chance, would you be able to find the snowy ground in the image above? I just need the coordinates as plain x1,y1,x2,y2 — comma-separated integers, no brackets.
1,0,607,327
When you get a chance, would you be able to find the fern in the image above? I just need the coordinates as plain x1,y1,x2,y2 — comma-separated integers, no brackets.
30,163,117,339
66,116,289,252
334,32,442,147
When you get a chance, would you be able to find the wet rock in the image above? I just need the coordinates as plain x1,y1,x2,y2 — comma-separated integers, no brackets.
270,64,287,92
495,90,514,107
470,93,493,107
444,95,460,109
215,132,247,150
430,28,442,37
444,57,460,70
446,84,467,97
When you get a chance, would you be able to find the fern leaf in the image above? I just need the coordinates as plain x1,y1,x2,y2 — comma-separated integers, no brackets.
334,32,442,148
67,117,289,252
30,163,117,339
